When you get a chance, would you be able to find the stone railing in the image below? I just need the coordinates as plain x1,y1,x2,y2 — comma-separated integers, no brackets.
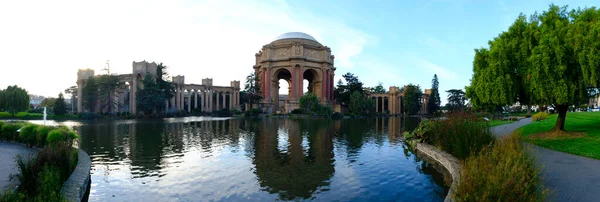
60,149,91,202
415,143,460,202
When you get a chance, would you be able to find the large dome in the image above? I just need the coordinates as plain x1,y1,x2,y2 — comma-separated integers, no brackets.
273,32,318,42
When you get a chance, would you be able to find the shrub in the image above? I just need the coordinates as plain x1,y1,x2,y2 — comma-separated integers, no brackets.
18,124,38,147
423,112,495,160
331,112,343,119
35,126,53,147
1,123,24,141
244,108,262,117
46,129,68,146
78,112,99,120
454,134,546,201
316,105,334,116
291,108,304,114
532,112,548,121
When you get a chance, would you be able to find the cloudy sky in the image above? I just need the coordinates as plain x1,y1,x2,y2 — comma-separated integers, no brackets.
0,0,595,104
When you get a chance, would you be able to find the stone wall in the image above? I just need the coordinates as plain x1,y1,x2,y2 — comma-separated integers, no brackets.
415,143,460,202
60,149,91,202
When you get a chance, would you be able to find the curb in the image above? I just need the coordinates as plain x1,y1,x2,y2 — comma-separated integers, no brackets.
60,149,91,202
415,143,460,202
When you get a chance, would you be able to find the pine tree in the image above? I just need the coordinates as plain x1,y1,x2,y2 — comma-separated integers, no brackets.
54,93,67,115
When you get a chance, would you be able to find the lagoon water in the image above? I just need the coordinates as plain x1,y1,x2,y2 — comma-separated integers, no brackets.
73,117,448,201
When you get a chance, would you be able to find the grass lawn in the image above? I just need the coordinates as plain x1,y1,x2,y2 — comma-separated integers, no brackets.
0,111,42,118
488,119,515,127
518,112,600,159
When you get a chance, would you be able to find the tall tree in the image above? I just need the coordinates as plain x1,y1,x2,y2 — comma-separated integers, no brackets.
156,63,175,112
64,86,78,113
446,89,466,112
54,93,67,115
467,5,600,131
403,84,422,115
137,74,166,115
82,77,99,112
96,74,125,113
427,74,441,114
40,98,56,108
372,82,386,93
0,85,29,116
333,72,365,107
243,72,262,109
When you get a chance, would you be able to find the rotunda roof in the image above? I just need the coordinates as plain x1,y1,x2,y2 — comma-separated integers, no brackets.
273,32,318,43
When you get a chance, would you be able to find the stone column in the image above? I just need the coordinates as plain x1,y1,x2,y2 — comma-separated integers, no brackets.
322,70,328,101
180,87,184,111
265,68,271,101
187,90,191,113
171,92,175,111
131,78,137,114
221,93,226,110
194,90,198,110
376,97,380,113
229,92,233,109
208,90,212,112
77,81,83,112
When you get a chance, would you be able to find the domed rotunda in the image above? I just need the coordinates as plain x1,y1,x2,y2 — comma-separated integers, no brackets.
254,32,336,114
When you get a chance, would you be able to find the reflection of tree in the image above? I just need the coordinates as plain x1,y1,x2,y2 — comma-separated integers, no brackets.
128,122,167,177
252,119,335,200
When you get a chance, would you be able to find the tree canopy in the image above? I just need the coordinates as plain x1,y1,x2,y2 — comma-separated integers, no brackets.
371,82,386,93
403,84,422,115
446,89,466,112
243,72,262,109
427,74,441,114
54,93,67,115
467,4,600,131
0,85,29,115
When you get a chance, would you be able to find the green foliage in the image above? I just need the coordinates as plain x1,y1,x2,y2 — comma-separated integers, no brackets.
349,91,375,116
334,73,366,107
299,93,320,113
291,108,304,114
82,74,125,113
331,112,343,119
137,74,168,115
78,112,99,120
446,89,466,112
244,108,262,117
403,84,422,115
19,124,38,147
64,85,78,112
467,5,600,131
53,93,67,115
40,98,57,108
427,74,441,114
243,72,262,109
1,122,23,141
423,112,495,160
0,85,30,116
46,129,67,146
371,82,386,93
532,112,548,121
454,135,546,202
35,126,53,147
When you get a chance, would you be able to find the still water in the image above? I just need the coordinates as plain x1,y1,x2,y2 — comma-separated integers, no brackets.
74,117,448,201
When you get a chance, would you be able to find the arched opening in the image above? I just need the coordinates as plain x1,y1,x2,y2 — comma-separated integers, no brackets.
303,69,321,98
273,68,292,113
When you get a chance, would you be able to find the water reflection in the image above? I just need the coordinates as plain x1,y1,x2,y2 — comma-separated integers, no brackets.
76,117,447,201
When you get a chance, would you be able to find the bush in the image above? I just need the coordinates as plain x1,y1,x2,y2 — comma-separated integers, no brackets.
1,123,24,141
331,112,343,119
454,134,546,201
35,126,53,147
423,112,495,160
244,108,262,117
532,112,548,121
291,108,304,114
18,124,38,147
46,129,67,146
78,112,99,120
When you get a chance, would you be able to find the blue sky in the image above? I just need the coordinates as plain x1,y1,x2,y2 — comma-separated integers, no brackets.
0,0,597,104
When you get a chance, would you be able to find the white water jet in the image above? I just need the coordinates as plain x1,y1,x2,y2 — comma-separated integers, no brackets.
43,107,47,125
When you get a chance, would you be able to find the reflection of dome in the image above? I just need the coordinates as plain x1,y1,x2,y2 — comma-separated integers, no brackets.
273,32,318,43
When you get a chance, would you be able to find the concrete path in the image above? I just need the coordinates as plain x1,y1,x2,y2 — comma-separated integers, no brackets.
492,119,600,202
0,142,36,191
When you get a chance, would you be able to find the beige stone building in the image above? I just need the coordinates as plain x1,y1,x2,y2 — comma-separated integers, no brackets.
77,61,240,114
254,32,336,114
368,86,432,115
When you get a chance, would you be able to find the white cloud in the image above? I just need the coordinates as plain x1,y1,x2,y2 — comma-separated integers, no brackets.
0,0,374,97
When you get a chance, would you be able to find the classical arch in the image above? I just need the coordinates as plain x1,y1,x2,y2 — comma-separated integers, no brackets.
254,32,336,114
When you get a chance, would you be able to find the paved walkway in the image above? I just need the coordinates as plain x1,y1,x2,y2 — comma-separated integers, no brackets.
493,119,600,202
0,142,36,191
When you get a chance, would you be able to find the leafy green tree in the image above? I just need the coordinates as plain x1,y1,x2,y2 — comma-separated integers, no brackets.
54,93,67,115
403,84,422,115
137,74,166,115
467,5,600,131
371,82,386,93
427,74,441,114
446,89,466,112
96,75,125,113
0,85,30,116
349,91,375,115
82,77,98,112
243,72,262,109
64,86,77,113
156,63,175,110
40,98,56,108
334,73,365,107
299,93,320,113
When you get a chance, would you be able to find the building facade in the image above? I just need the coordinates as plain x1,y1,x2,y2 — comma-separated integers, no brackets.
368,86,432,115
254,32,336,114
77,61,240,114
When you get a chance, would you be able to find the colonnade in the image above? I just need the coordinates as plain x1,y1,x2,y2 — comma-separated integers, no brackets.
166,85,241,113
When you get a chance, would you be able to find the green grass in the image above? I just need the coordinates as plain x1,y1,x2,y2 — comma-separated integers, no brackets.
518,112,600,159
0,111,40,118
0,111,79,120
488,119,515,127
